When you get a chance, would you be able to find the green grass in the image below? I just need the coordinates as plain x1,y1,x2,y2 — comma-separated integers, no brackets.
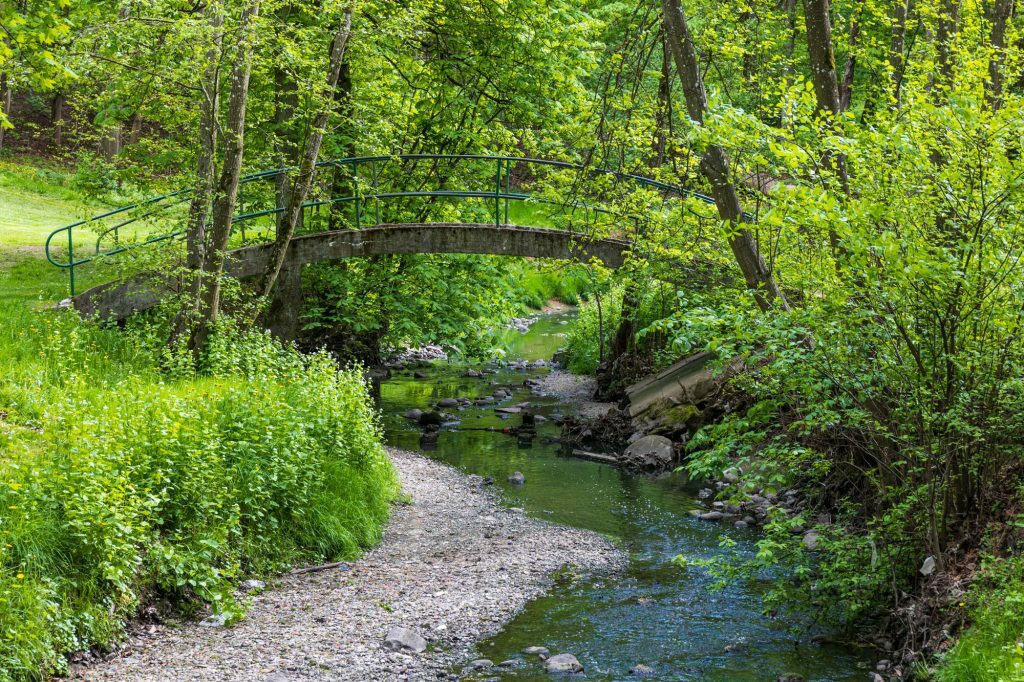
0,165,398,680
931,556,1024,681
0,160,103,246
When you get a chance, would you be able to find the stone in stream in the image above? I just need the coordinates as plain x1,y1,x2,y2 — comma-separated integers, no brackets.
467,659,494,670
383,626,427,653
522,646,550,657
418,411,444,426
414,371,429,379
620,435,675,470
437,398,459,408
802,530,820,551
464,369,484,378
544,653,583,673
629,664,655,676
199,613,227,627
699,511,725,521
240,579,265,592
404,408,423,421
508,471,526,486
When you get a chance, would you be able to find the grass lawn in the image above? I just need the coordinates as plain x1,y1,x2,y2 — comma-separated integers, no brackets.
0,160,105,246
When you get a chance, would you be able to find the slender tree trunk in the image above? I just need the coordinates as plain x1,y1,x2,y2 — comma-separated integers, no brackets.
273,65,299,234
0,73,10,151
932,0,961,95
171,4,224,345
189,0,262,356
803,0,843,114
651,31,671,168
127,111,143,145
986,0,1014,109
839,18,859,110
328,57,356,231
889,0,914,104
51,92,65,147
802,0,850,199
258,4,354,299
662,0,789,313
98,124,122,159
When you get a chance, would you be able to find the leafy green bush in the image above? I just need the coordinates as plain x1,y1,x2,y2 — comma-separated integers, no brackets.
0,309,396,680
562,283,622,375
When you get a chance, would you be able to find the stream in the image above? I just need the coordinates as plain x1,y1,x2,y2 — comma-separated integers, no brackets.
376,312,871,681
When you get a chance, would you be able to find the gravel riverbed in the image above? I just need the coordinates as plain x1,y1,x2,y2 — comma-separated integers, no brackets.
73,448,624,682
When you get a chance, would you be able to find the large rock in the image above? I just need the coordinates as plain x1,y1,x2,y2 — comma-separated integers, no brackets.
621,435,675,471
418,411,444,427
383,626,427,653
508,471,526,486
545,653,583,673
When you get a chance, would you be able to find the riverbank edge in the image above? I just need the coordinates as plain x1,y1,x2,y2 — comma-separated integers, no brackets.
72,447,626,681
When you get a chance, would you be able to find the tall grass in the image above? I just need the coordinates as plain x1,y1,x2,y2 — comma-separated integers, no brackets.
0,256,396,680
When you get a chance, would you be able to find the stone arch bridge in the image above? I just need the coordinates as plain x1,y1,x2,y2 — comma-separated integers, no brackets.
46,154,710,337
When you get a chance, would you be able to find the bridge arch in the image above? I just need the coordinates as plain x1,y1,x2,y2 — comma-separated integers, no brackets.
48,154,710,326
71,223,630,322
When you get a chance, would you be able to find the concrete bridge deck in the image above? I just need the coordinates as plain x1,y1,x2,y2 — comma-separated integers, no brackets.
70,223,631,322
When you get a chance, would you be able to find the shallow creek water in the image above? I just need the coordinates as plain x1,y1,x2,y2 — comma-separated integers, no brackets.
377,312,870,681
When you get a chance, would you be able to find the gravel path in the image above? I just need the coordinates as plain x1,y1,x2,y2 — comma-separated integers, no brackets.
74,448,623,682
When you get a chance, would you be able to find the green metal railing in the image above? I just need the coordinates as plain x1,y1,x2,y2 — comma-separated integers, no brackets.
46,154,714,296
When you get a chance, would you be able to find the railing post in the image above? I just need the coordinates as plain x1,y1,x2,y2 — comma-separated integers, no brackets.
67,227,75,297
504,158,512,225
353,158,361,229
372,158,381,226
494,158,502,228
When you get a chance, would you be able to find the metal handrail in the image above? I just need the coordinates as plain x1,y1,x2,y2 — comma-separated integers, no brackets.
46,154,714,295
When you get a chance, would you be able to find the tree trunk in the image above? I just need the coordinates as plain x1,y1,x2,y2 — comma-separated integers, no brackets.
839,18,859,111
0,73,10,151
328,57,357,231
170,3,224,345
127,111,144,145
986,0,1014,109
98,124,122,159
661,0,789,313
889,0,914,104
651,31,672,168
189,0,262,356
273,64,300,234
258,4,355,299
802,0,850,197
932,0,961,95
802,0,841,113
51,92,65,147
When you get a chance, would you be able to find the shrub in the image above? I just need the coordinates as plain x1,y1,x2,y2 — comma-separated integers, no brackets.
0,312,396,680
